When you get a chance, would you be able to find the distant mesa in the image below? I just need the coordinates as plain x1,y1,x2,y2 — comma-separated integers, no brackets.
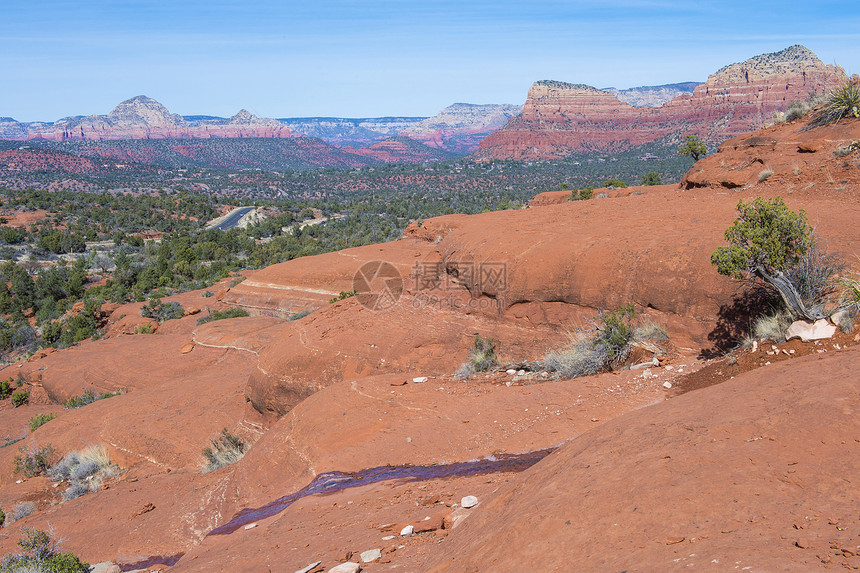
476,45,845,160
25,95,297,141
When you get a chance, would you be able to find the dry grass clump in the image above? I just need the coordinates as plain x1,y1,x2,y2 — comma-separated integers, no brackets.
752,310,795,341
201,429,248,473
540,306,669,380
47,445,120,502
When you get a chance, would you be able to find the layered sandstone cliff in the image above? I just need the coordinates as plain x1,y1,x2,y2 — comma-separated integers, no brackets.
476,45,844,160
26,96,296,141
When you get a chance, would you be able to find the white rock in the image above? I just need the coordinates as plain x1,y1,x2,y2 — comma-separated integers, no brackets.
785,319,837,342
400,525,414,536
295,562,322,573
662,381,672,389
89,564,122,573
381,535,395,541
506,369,517,375
327,562,361,573
461,495,479,508
360,549,382,563
412,376,428,383
517,370,525,376
244,523,257,530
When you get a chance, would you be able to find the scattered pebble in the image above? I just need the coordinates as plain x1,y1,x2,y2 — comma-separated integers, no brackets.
244,523,257,530
360,549,382,563
412,376,428,383
381,535,395,541
461,495,479,509
662,381,672,389
517,369,525,376
506,369,517,375
327,562,360,573
400,525,414,536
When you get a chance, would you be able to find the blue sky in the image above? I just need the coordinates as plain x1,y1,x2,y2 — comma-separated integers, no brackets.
2,1,858,121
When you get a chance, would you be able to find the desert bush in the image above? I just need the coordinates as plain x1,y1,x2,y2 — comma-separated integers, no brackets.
0,380,11,400
10,391,29,408
541,306,668,379
783,239,844,311
27,414,55,433
48,445,118,502
640,172,662,186
593,305,636,368
541,332,607,380
328,290,357,304
0,507,4,527
757,169,773,183
133,323,153,334
195,307,249,325
467,334,497,372
807,80,860,127
63,389,120,410
6,502,36,524
0,527,89,573
288,309,312,321
202,429,248,473
140,297,185,323
14,445,56,478
454,362,475,380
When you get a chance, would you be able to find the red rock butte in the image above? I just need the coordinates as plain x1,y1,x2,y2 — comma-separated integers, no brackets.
476,45,844,160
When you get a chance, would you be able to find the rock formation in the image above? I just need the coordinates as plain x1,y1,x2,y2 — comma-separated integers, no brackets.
476,45,844,160
401,103,522,153
26,96,296,141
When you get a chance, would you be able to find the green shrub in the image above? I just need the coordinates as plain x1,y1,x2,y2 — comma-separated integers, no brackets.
640,172,662,186
0,379,11,399
808,80,860,127
63,389,120,410
196,307,249,325
288,309,312,321
134,323,153,334
0,506,4,527
202,429,248,473
329,290,357,304
28,413,56,433
593,304,636,368
541,305,668,379
11,390,29,407
2,528,89,573
140,297,185,323
14,445,57,478
569,187,594,201
603,179,628,189
468,334,497,372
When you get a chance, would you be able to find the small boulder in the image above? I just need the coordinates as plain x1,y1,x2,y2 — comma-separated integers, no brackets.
785,319,837,342
400,525,414,536
294,562,322,573
360,549,382,563
461,495,479,509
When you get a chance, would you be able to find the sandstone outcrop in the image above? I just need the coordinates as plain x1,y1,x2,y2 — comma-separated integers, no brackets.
477,45,844,160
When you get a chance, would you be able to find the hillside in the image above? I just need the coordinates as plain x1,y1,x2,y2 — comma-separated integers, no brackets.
0,112,856,573
476,45,844,160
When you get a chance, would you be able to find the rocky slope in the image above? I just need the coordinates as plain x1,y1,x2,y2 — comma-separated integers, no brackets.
281,103,521,154
26,96,296,141
401,103,522,154
0,115,857,571
603,81,699,107
477,45,844,160
341,136,459,164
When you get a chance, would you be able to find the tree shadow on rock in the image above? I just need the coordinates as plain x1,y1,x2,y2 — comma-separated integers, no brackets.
700,287,776,359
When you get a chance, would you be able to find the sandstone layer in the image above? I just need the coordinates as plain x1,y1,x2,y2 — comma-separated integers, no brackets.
477,45,844,160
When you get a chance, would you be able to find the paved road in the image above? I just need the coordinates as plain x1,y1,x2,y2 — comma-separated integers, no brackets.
213,207,255,230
